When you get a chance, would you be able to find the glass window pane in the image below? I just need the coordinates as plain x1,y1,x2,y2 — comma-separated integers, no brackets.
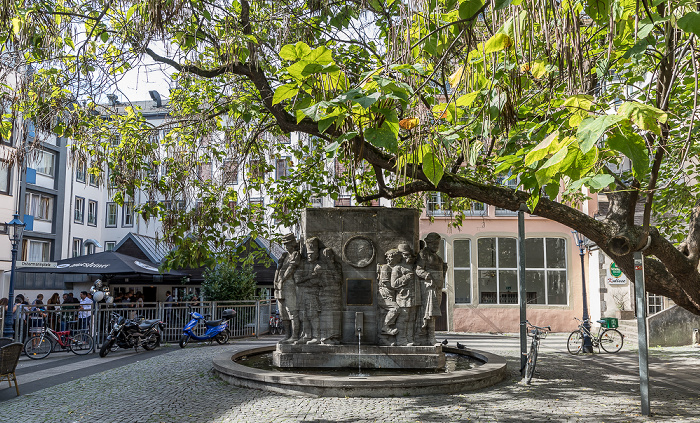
525,238,544,268
547,271,567,304
498,238,517,268
478,270,497,304
453,239,470,268
478,238,496,268
499,270,518,304
525,270,546,304
454,269,471,303
546,238,566,268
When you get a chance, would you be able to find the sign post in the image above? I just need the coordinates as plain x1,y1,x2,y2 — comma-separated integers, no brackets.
634,252,650,416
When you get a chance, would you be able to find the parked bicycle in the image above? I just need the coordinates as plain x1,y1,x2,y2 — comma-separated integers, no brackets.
269,308,283,335
522,320,550,385
567,317,624,354
24,321,94,360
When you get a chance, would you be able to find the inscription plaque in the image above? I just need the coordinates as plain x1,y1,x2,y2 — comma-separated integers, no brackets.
346,279,374,305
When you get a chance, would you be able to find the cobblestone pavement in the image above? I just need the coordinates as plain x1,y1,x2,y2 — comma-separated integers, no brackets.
1,334,698,423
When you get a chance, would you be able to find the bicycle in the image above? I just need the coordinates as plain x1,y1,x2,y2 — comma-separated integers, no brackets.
23,321,95,360
269,309,283,335
522,320,551,385
567,317,624,354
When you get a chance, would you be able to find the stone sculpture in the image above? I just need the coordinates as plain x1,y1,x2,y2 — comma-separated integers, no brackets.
274,233,301,344
392,242,419,346
377,249,400,340
416,232,448,345
294,237,323,345
318,247,343,345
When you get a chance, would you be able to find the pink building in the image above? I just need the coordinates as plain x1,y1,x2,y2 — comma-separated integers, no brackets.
419,194,597,333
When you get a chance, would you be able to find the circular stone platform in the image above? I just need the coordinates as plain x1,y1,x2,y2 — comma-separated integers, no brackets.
212,344,508,397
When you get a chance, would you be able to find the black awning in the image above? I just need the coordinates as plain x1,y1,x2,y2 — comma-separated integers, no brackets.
17,251,187,277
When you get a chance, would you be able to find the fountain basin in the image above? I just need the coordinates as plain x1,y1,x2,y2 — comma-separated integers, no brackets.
273,344,446,369
213,343,508,397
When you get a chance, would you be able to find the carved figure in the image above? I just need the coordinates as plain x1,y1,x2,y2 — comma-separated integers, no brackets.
274,233,301,344
377,249,400,337
318,247,343,345
416,232,448,345
294,237,323,345
392,242,419,346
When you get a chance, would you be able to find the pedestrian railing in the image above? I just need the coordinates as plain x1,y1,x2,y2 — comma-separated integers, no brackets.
8,299,278,347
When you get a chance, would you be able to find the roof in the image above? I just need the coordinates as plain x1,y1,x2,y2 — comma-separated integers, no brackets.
115,233,171,264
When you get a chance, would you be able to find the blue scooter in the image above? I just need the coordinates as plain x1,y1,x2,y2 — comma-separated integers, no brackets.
179,308,236,348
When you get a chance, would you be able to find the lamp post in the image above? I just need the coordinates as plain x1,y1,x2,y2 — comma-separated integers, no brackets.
572,230,593,353
3,213,25,339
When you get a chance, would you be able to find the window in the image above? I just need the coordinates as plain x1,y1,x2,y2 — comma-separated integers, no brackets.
524,238,567,305
477,237,567,305
647,294,664,315
427,192,451,216
88,200,98,226
86,243,96,255
275,157,291,179
250,197,264,222
25,120,36,142
0,162,10,195
22,239,50,261
72,238,83,257
25,193,54,221
74,197,85,223
123,202,134,227
334,194,351,207
35,151,55,177
464,202,487,216
310,197,323,208
75,160,86,183
223,160,238,185
89,169,98,186
249,159,265,180
0,111,13,146
495,175,518,216
106,202,118,227
110,136,121,147
107,168,118,188
198,162,212,181
453,239,471,304
104,241,116,251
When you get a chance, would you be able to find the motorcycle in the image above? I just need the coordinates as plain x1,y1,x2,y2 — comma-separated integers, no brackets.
179,308,235,348
99,312,165,357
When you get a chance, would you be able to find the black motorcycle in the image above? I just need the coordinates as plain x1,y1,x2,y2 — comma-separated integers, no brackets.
99,312,165,357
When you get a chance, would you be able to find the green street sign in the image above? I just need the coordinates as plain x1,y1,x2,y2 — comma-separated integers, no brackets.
610,262,623,277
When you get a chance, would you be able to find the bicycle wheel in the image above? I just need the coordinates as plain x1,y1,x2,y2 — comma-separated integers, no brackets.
567,331,583,355
70,333,94,355
600,329,624,353
523,344,538,384
24,335,52,360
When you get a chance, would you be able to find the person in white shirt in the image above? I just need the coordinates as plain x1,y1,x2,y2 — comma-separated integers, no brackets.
78,291,92,332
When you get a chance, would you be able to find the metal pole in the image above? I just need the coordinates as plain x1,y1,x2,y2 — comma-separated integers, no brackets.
579,247,593,353
634,250,650,416
255,299,260,339
3,241,18,339
518,204,527,375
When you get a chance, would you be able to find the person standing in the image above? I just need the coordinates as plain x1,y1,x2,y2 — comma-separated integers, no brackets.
294,237,322,345
46,293,61,330
164,291,174,323
392,243,419,346
78,291,92,332
416,232,448,346
274,233,301,344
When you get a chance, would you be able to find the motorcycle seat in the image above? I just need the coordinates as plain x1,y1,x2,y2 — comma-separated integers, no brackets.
138,319,161,330
205,319,223,327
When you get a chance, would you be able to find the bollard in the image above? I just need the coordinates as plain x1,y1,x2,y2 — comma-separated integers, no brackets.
693,328,700,347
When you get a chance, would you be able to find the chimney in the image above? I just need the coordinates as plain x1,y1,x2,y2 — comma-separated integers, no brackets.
149,90,162,108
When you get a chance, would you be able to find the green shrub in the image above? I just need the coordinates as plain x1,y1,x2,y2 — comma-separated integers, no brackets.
201,263,257,301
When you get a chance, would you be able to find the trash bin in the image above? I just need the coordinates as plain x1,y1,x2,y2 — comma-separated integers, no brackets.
602,317,618,328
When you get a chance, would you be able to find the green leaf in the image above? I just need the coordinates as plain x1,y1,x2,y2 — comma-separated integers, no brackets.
458,0,485,19
494,0,512,9
365,124,398,153
617,102,668,136
279,42,311,61
576,115,626,152
484,33,512,54
587,174,615,190
126,4,138,20
678,12,700,37
304,46,334,65
562,95,593,112
300,101,331,121
354,92,381,108
272,83,299,105
422,152,444,186
540,144,568,170
456,91,479,107
606,132,649,178
524,131,559,166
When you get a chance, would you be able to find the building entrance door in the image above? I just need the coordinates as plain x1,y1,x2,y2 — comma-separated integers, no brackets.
143,286,157,302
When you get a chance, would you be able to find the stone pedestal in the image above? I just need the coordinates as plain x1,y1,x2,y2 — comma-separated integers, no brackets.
273,344,446,369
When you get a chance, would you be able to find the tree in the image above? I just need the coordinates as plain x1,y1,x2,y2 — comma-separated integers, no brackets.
3,0,700,315
201,263,257,301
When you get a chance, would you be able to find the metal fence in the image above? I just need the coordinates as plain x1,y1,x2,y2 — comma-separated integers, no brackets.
7,299,277,348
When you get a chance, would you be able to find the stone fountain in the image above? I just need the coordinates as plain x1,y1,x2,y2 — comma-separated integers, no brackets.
213,207,507,396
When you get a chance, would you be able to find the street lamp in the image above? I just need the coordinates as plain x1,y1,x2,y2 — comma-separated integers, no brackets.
572,230,594,353
3,212,25,339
